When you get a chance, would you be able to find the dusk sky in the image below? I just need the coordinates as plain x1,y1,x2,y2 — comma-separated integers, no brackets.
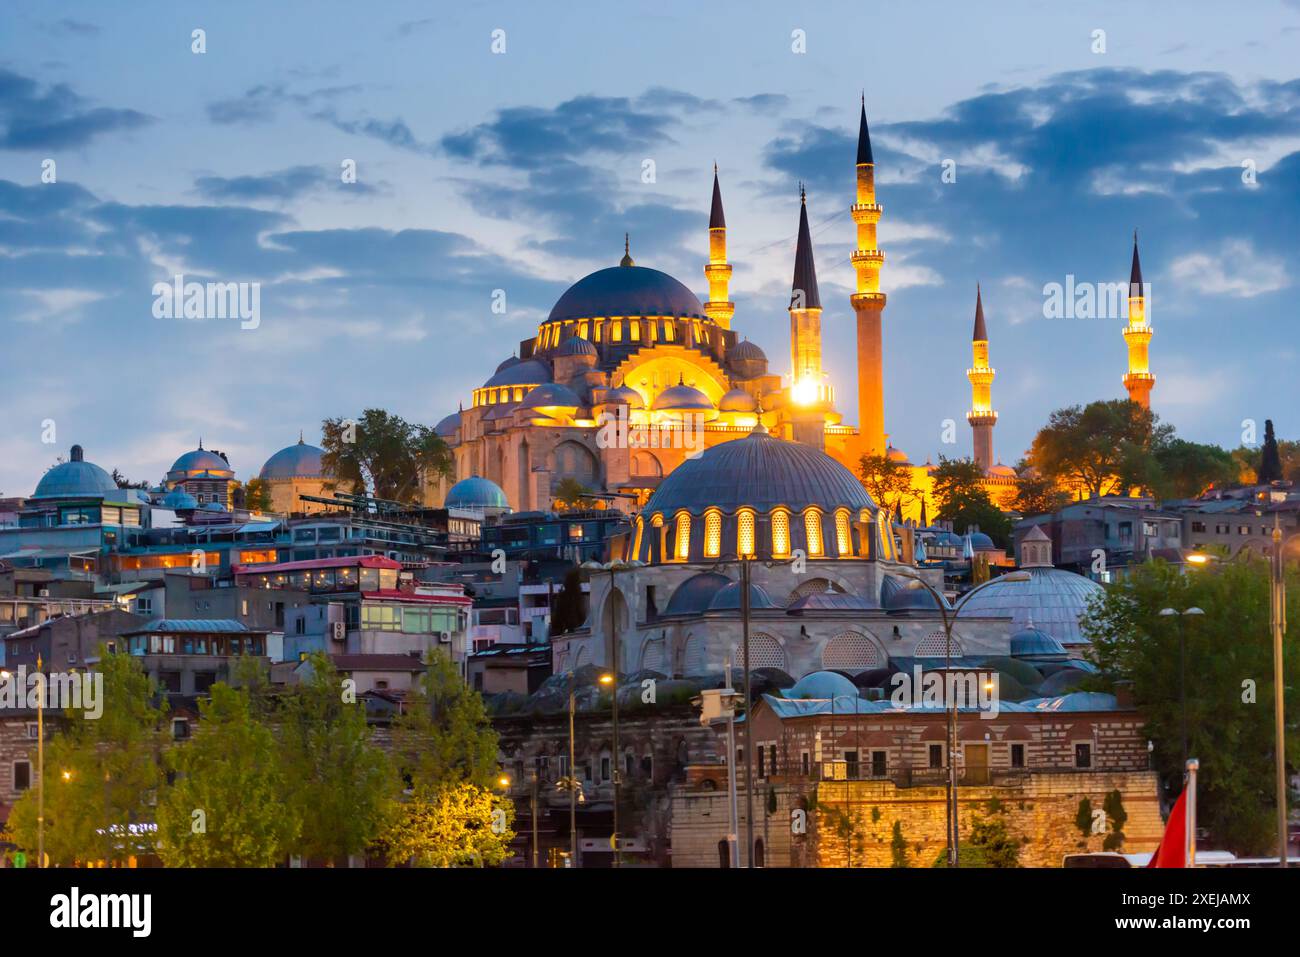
2,0,1299,496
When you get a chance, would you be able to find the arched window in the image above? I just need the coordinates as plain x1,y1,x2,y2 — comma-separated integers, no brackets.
821,632,885,671
674,511,692,561
683,634,706,674
915,630,962,658
630,321,641,341
835,509,853,557
737,509,756,558
662,321,674,342
804,508,823,557
704,509,722,558
632,517,645,561
611,320,623,342
578,320,589,339
640,637,665,672
748,633,787,670
771,509,790,558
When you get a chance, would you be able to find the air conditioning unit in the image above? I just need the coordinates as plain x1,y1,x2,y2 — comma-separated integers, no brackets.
436,631,451,645
330,621,346,642
38,589,50,598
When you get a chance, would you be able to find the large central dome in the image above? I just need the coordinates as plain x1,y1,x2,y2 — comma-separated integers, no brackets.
547,265,706,323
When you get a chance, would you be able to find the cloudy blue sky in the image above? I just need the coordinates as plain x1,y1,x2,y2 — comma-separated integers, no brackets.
2,0,1299,496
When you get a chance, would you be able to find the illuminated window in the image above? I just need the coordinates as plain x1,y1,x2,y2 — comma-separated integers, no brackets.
633,517,645,560
704,510,722,558
836,509,852,557
675,511,692,561
771,509,790,558
594,320,604,342
611,321,623,343
737,509,756,558
578,320,588,339
630,321,641,341
804,509,823,557
662,321,674,342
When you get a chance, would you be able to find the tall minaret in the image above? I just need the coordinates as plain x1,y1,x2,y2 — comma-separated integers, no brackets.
704,165,734,330
1122,231,1154,408
789,185,826,449
966,285,997,471
851,97,887,457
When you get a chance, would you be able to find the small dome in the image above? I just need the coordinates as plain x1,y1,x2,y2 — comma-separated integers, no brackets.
783,670,859,701
663,572,732,616
547,265,706,323
729,339,767,363
968,531,997,551
435,411,461,438
959,567,1105,647
651,380,715,413
603,385,644,410
886,445,910,464
446,475,509,510
161,488,198,510
988,462,1017,478
31,445,117,500
495,355,522,373
1010,622,1067,661
881,575,950,613
260,440,327,480
555,335,598,357
707,580,775,612
200,501,227,512
483,358,551,389
169,447,233,477
718,388,758,413
521,382,582,411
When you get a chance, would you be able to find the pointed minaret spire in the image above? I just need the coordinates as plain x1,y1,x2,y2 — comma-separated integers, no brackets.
851,97,887,458
857,96,874,166
967,285,997,472
704,165,734,329
620,233,634,267
1123,230,1154,409
790,185,821,309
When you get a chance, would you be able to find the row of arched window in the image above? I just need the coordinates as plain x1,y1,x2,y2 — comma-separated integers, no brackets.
633,506,899,563
538,316,719,351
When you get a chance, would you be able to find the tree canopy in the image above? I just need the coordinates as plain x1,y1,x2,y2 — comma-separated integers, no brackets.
929,456,1012,549
321,409,453,504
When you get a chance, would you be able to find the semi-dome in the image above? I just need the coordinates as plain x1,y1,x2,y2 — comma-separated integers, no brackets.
547,265,707,323
31,445,117,500
555,335,598,357
652,380,715,413
1009,622,1068,662
663,572,732,616
783,670,859,700
718,388,758,413
959,567,1104,647
706,580,775,612
169,447,233,477
435,411,461,438
967,530,997,551
521,382,582,411
644,428,876,518
446,475,509,511
160,488,198,511
483,358,551,389
603,384,644,409
260,439,327,480
729,339,766,362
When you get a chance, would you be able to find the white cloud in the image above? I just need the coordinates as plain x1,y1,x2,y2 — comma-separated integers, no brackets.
1169,239,1288,298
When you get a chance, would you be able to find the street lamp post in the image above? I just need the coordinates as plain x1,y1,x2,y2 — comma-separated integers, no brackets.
902,571,1030,868
37,653,44,870
1271,517,1289,866
740,555,755,868
1159,606,1204,768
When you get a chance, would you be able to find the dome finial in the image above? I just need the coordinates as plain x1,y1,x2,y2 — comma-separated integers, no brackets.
750,394,768,435
620,233,634,267
298,430,304,445
198,436,203,450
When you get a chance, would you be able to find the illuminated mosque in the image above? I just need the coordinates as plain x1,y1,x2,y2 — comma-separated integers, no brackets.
431,100,1155,519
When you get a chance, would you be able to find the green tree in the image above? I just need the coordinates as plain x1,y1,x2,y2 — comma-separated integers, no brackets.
280,652,397,863
320,409,453,504
1075,797,1094,838
6,648,166,866
1084,558,1300,854
552,477,595,512
240,478,273,512
1102,789,1128,852
1258,420,1284,484
391,651,499,792
1029,399,1170,498
379,782,513,867
1012,461,1068,517
858,453,917,516
969,815,1020,867
1152,438,1236,500
157,683,300,867
930,456,1012,549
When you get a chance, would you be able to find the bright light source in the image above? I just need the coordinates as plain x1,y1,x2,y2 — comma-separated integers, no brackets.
792,377,818,406
497,774,511,788
1186,553,1211,565
599,673,615,686
61,770,72,782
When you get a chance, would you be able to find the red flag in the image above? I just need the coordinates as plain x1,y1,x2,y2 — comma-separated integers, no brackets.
1146,790,1187,868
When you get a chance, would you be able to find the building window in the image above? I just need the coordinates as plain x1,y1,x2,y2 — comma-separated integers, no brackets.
136,597,153,615
804,509,823,557
737,509,755,558
928,744,943,769
801,751,810,775
633,517,645,560
14,761,31,791
704,510,722,558
1010,744,1025,768
757,746,766,778
1074,743,1092,768
871,751,887,777
674,511,691,561
835,509,852,557
172,719,190,740
600,756,611,782
1191,521,1206,533
771,509,790,558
